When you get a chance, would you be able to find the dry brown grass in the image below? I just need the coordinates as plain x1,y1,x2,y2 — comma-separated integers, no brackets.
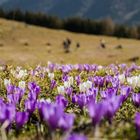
0,18,140,66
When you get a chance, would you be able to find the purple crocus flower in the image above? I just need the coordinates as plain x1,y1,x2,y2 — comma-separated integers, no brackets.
87,101,105,126
28,82,40,95
75,75,81,86
128,63,140,73
65,133,87,140
103,95,123,123
134,112,140,138
100,87,117,99
56,94,68,108
0,103,16,125
41,102,64,130
7,93,21,104
0,98,4,104
72,94,88,109
109,64,119,75
28,91,38,101
14,87,25,97
6,85,25,97
61,65,70,74
88,87,98,95
93,76,104,87
120,86,131,96
74,64,83,72
50,80,56,89
119,63,127,70
76,94,87,109
47,62,55,72
58,113,75,131
25,99,36,114
28,82,40,101
86,88,98,103
65,87,73,96
104,75,113,87
72,90,97,109
62,74,68,82
84,64,90,72
120,86,131,102
91,64,97,71
72,95,77,104
132,93,140,107
37,101,50,121
15,111,29,128
110,77,119,88
6,85,15,94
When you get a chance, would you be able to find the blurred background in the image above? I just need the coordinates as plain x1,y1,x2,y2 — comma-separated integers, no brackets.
0,0,140,66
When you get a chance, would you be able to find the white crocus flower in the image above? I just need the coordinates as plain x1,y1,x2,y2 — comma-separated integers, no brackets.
79,83,86,93
64,76,74,88
86,80,92,89
48,73,54,80
127,76,137,89
64,81,71,88
118,74,125,84
4,79,11,87
16,66,22,71
121,87,127,95
57,86,65,94
39,98,51,103
34,71,39,76
79,80,92,93
16,69,28,79
127,77,131,84
68,76,74,86
46,68,50,73
48,61,51,66
98,65,103,70
133,77,138,88
137,75,140,87
0,66,4,71
46,98,52,103
18,81,26,89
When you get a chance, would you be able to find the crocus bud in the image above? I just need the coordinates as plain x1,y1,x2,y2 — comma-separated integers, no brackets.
132,93,140,107
118,74,125,84
4,79,11,87
134,112,140,138
64,81,71,88
18,81,26,89
57,86,65,94
15,111,29,128
127,77,137,89
48,73,54,80
68,76,74,85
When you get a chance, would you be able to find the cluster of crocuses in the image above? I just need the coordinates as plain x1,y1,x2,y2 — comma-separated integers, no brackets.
1,63,140,139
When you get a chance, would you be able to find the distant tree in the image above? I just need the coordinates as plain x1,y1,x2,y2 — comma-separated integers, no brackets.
0,8,4,18
14,9,24,21
0,8,140,40
113,24,129,38
45,15,62,29
137,26,140,39
63,17,84,33
99,18,115,36
127,26,138,39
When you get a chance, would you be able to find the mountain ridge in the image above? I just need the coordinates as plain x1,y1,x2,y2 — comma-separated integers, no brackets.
1,0,140,25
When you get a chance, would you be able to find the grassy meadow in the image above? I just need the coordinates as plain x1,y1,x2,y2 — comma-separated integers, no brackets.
0,18,140,66
1,18,140,140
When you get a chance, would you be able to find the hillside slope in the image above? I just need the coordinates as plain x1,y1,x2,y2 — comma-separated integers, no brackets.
0,18,140,65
